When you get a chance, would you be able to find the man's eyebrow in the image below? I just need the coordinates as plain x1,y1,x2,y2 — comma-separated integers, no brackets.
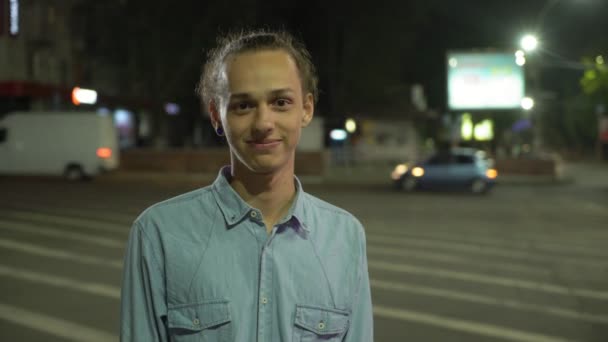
268,88,296,96
229,88,296,100
228,93,251,101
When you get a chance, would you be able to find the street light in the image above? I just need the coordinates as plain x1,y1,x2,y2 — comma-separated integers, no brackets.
521,97,535,110
520,34,538,52
514,50,527,66
345,118,357,133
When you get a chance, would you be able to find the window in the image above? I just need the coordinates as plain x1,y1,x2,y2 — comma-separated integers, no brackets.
0,128,7,143
456,155,474,164
427,153,452,165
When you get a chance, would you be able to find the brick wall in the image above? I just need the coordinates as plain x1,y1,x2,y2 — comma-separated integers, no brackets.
495,158,558,176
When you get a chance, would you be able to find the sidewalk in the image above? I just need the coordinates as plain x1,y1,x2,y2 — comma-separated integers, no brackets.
561,161,608,188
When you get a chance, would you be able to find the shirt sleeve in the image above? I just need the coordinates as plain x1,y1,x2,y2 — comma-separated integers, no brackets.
343,222,374,341
120,221,169,342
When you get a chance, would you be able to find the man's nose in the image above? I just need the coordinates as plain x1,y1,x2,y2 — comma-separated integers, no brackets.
253,104,274,133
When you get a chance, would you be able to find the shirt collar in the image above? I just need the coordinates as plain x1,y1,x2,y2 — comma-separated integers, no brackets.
211,166,309,234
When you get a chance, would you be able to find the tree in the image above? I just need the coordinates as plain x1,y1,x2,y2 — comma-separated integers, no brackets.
580,57,608,101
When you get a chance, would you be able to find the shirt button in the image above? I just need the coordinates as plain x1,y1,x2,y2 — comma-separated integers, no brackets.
261,297,268,304
193,318,200,326
318,321,325,330
250,211,257,218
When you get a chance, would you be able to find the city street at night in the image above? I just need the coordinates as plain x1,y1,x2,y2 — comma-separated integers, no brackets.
0,166,607,341
2,0,608,341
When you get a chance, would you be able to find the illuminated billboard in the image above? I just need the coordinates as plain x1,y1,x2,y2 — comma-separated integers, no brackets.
447,52,524,110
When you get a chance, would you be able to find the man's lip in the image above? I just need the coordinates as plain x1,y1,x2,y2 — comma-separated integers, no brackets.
247,139,282,144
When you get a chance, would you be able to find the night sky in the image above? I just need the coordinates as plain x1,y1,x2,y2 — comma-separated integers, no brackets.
84,0,608,117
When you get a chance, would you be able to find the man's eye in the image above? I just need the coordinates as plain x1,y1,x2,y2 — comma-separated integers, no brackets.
274,98,292,107
231,102,252,111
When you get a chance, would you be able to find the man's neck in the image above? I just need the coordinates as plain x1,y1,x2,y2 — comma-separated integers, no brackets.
229,163,296,233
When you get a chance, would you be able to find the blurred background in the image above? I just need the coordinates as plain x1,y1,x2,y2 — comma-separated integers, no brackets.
1,0,607,341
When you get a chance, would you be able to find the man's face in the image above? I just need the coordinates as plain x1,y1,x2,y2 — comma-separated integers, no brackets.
213,49,314,174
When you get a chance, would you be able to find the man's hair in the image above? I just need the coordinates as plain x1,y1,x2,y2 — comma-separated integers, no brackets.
197,30,318,110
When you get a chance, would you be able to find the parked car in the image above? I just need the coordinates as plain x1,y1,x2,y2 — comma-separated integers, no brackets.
391,148,497,194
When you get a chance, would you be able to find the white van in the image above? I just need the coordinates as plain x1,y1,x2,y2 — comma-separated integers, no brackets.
0,111,120,179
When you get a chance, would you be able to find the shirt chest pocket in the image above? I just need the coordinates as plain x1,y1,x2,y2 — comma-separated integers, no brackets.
293,305,350,342
167,300,233,342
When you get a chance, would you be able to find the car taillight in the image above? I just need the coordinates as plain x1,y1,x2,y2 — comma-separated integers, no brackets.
97,147,112,159
486,168,498,179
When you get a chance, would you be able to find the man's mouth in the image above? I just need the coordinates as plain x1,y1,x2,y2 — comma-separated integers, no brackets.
247,139,282,149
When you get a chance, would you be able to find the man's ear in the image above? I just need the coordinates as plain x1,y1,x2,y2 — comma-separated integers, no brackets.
208,99,222,130
301,93,314,127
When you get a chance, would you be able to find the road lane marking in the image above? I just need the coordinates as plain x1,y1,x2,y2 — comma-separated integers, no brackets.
0,201,136,224
0,238,122,269
0,303,117,342
0,210,127,234
367,235,608,267
0,265,120,299
4,235,604,324
363,217,608,246
369,260,608,300
0,192,146,214
373,305,577,342
3,235,606,325
371,279,608,325
0,199,137,221
0,220,124,249
367,245,554,276
369,226,608,258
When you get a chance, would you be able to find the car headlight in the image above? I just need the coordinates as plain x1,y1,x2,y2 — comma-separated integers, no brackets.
391,163,408,180
411,167,425,177
412,166,424,177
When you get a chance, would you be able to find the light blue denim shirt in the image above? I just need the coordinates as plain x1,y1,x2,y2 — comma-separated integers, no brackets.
120,167,373,341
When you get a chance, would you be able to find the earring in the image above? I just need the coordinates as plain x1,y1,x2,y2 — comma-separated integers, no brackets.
215,126,225,136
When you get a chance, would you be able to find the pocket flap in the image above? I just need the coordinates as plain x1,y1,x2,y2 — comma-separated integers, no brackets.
168,300,231,331
294,304,349,335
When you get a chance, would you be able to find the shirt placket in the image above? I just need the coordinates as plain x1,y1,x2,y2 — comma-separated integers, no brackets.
253,213,279,342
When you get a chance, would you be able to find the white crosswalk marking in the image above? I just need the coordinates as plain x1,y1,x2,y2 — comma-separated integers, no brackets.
0,238,122,269
368,225,608,257
371,279,608,325
0,210,128,233
367,234,608,267
0,200,137,223
369,260,608,300
0,303,118,342
1,181,607,341
2,233,606,326
373,305,578,342
367,244,555,276
0,220,124,248
0,264,120,299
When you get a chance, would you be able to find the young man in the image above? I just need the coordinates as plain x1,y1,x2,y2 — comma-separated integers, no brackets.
120,30,373,341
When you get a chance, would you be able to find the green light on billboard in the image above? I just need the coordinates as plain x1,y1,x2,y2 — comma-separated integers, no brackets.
474,119,494,141
461,113,473,141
